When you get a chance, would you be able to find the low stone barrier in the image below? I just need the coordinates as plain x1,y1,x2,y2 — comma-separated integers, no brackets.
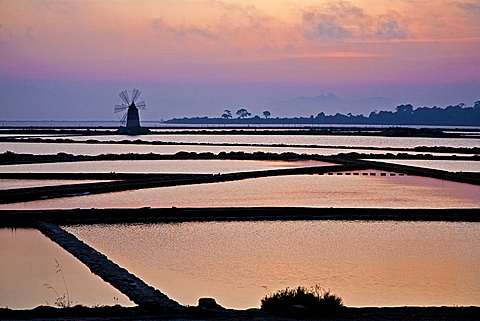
35,221,182,309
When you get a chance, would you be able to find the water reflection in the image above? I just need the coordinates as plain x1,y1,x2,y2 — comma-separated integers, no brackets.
5,142,462,157
0,228,134,309
2,171,479,210
66,134,480,148
65,221,480,309
367,159,480,172
0,159,331,174
0,179,110,190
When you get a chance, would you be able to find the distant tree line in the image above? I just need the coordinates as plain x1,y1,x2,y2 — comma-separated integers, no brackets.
165,101,480,126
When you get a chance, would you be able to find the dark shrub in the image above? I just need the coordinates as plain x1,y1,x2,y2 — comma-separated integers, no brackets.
261,285,343,316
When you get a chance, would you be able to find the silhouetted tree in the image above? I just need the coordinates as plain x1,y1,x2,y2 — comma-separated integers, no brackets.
474,101,480,111
165,100,480,125
236,108,251,118
315,112,326,119
222,110,232,119
396,104,413,115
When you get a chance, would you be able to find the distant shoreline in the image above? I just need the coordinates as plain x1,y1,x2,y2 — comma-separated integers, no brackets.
2,122,480,129
2,126,480,138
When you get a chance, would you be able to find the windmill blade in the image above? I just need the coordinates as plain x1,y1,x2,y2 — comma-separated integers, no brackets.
135,101,146,110
120,112,128,125
131,88,141,103
114,104,129,113
119,90,130,104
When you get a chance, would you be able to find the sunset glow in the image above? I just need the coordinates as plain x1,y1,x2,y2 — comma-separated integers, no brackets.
1,0,479,119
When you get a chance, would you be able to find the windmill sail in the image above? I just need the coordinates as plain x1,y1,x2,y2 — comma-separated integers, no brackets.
131,88,141,103
120,112,128,125
119,90,130,105
135,101,146,110
114,104,129,113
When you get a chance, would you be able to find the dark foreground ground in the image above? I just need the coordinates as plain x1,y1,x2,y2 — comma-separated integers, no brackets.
2,305,480,321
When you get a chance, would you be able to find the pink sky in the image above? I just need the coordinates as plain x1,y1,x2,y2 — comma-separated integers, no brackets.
1,0,479,120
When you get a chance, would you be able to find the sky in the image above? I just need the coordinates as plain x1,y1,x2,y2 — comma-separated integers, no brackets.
1,0,479,121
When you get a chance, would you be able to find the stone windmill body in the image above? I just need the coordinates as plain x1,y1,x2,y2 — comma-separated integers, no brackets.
114,89,150,135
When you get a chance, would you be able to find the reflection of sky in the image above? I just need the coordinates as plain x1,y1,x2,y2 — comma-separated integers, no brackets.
0,179,111,190
368,159,480,172
66,221,480,309
39,134,480,148
2,172,479,210
1,0,479,120
0,228,133,309
0,159,332,174
2,141,477,156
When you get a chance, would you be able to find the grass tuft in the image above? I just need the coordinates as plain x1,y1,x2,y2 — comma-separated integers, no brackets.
261,284,344,316
44,259,75,308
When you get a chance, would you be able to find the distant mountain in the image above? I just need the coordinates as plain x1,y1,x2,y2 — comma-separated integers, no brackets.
265,93,397,117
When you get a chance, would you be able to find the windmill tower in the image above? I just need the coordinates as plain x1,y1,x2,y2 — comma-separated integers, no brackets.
114,89,150,134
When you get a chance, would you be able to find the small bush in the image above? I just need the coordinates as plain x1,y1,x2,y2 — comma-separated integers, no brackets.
261,285,343,316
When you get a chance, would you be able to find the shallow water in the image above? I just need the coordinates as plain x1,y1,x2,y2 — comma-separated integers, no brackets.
2,171,479,210
2,142,471,157
0,179,111,190
0,159,331,174
65,220,480,309
0,228,134,309
367,159,480,172
59,134,480,149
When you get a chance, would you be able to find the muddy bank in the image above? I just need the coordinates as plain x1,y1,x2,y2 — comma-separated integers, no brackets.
1,305,479,320
35,221,181,309
1,126,479,137
0,172,199,180
324,156,480,185
2,208,479,226
2,136,480,154
1,153,479,204
1,150,479,166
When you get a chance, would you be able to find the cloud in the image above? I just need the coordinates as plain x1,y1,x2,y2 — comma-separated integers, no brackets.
300,1,410,42
303,11,350,39
2,0,478,84
21,0,78,14
209,0,273,29
456,1,480,12
456,1,480,22
151,18,216,40
376,15,408,40
150,0,273,40
149,1,283,57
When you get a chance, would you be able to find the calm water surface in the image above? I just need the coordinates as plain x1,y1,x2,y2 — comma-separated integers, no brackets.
0,228,133,309
61,134,480,148
0,179,111,190
0,143,473,156
2,172,479,210
65,221,480,309
0,159,330,174
4,142,462,156
367,159,480,172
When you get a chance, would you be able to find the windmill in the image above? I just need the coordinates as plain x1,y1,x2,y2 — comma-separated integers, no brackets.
114,89,149,134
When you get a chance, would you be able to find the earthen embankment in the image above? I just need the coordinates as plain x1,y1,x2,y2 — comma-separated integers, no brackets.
35,221,182,309
0,164,363,204
2,207,478,226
